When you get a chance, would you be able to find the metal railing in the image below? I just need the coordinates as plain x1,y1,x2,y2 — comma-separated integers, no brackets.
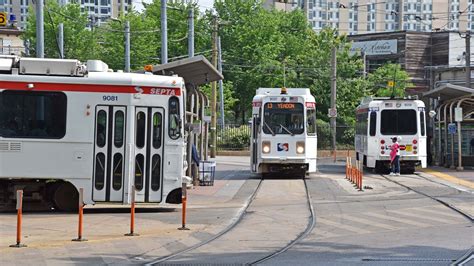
0,46,25,56
216,123,355,151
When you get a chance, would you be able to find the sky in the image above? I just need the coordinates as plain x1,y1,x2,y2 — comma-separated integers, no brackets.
134,0,216,12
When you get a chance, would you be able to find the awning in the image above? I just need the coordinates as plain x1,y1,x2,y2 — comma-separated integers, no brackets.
423,83,474,101
148,55,223,87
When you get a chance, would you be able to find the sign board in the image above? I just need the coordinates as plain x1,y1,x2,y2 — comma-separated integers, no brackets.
0,12,6,26
387,80,395,87
328,108,337,118
350,40,398,56
448,123,457,134
454,107,463,122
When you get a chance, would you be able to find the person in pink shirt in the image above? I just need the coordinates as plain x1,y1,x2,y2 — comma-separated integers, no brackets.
390,136,401,175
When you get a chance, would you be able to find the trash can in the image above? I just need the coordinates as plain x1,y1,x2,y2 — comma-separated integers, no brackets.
199,161,216,186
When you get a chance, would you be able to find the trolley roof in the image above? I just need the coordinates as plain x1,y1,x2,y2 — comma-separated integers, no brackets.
356,96,425,110
0,57,185,92
253,88,315,102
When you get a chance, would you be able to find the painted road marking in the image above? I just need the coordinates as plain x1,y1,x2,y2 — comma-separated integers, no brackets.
365,212,427,227
387,209,460,225
342,215,400,231
317,218,372,234
413,206,465,220
420,169,474,189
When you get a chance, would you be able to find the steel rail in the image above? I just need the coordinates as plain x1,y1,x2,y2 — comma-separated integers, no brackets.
145,178,264,265
248,178,316,265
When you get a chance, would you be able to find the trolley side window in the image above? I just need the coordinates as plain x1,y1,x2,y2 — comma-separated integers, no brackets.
369,112,377,136
381,109,417,135
420,111,425,136
307,108,316,135
263,102,304,135
0,90,67,139
356,112,368,135
168,97,181,140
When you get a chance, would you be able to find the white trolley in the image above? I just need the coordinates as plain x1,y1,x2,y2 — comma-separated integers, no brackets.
0,57,185,211
250,88,317,177
355,97,427,173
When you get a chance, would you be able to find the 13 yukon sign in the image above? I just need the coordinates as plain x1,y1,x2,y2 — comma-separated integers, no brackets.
350,40,398,55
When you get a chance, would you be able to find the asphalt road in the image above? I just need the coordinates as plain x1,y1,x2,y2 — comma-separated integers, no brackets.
0,157,472,265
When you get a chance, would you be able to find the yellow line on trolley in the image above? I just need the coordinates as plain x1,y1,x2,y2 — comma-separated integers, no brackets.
420,169,474,189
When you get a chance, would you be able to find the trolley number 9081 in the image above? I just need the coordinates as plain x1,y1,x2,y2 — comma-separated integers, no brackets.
103,95,119,101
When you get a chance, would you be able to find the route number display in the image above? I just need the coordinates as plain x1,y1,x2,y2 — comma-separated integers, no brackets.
0,12,7,26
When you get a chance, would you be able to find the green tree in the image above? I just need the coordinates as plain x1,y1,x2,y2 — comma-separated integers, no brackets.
366,63,412,97
22,0,100,60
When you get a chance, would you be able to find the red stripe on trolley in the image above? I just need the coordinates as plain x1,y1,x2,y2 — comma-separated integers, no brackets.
0,81,181,96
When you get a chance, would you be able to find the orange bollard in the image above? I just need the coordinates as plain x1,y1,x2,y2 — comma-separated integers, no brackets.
72,188,87,242
178,183,190,230
359,161,363,191
10,190,26,248
125,186,139,236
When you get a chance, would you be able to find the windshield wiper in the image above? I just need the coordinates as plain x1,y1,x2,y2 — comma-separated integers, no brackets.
264,121,275,136
279,124,294,136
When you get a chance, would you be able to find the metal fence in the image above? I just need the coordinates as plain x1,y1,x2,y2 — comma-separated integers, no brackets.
216,123,355,151
217,124,251,151
317,124,355,150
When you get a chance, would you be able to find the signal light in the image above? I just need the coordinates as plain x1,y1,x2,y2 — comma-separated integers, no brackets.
413,139,418,144
144,65,153,72
413,146,417,150
281,87,287,94
381,150,385,154
380,139,385,144
381,146,385,150
413,151,418,154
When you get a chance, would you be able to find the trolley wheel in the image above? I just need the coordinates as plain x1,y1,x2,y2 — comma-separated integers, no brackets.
52,182,79,212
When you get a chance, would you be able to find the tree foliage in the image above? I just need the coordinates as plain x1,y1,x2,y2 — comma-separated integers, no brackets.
21,0,413,126
22,0,100,60
366,63,412,97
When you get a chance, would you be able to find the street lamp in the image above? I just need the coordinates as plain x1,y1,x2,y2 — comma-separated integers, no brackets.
110,17,130,73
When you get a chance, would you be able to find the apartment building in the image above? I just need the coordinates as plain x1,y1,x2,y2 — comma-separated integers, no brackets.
302,0,474,34
0,0,132,30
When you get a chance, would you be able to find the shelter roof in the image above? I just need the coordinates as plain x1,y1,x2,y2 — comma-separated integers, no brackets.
148,55,223,87
423,83,474,101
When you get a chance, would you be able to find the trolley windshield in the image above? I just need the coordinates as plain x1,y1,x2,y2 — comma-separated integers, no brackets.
380,109,417,135
263,102,304,135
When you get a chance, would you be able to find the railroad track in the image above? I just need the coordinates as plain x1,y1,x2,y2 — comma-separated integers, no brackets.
145,178,316,265
381,173,474,265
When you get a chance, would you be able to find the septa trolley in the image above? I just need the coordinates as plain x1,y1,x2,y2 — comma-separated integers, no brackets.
0,57,185,211
250,88,317,177
355,96,427,173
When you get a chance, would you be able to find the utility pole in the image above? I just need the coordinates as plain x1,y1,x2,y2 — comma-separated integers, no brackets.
466,31,471,88
361,51,367,78
188,8,194,57
125,20,130,72
58,23,64,59
161,0,168,64
218,36,225,127
36,0,44,58
121,0,125,16
210,16,218,158
330,47,337,162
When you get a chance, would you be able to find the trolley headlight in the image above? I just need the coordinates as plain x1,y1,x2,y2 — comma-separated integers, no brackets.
262,141,271,153
296,141,305,154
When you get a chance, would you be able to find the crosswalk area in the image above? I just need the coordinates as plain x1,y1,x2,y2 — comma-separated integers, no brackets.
313,205,468,239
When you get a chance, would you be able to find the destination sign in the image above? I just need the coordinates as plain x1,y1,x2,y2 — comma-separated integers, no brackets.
266,103,296,109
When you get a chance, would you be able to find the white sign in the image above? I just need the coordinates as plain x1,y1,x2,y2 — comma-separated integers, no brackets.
350,40,398,55
455,107,463,122
328,108,337,118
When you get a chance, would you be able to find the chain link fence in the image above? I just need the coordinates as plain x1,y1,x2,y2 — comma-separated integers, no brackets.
216,122,355,151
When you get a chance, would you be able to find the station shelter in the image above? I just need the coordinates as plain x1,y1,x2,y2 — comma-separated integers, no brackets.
423,68,474,170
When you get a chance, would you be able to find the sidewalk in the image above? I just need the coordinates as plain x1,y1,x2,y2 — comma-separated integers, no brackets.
420,166,474,190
